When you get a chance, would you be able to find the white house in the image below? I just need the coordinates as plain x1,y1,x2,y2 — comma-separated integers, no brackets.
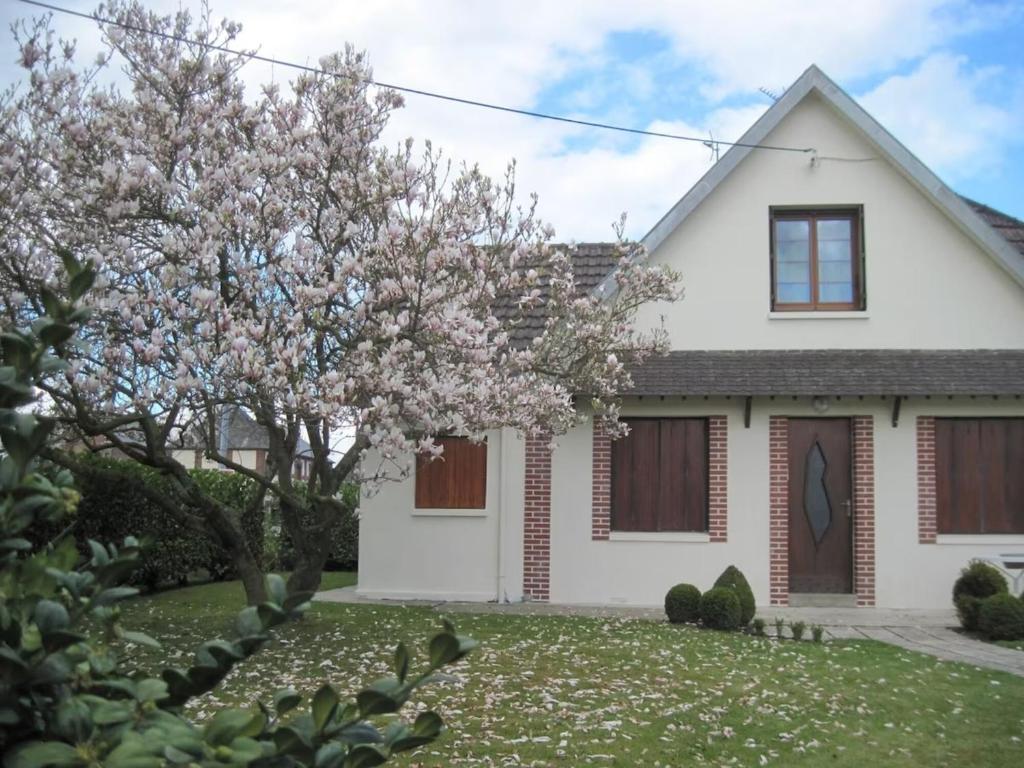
172,408,314,481
358,65,1024,610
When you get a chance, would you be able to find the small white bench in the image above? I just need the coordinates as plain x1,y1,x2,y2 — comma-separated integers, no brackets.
978,554,1024,596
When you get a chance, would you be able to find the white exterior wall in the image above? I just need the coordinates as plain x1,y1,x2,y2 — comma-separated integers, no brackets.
356,88,1024,608
550,399,765,604
170,448,260,471
357,429,524,602
633,93,1024,349
548,399,1024,609
171,449,195,467
876,399,1024,608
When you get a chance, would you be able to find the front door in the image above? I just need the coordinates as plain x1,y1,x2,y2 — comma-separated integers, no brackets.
787,418,853,593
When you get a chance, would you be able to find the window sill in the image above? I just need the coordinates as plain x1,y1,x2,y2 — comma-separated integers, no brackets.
412,508,487,518
934,534,1024,545
767,311,869,320
609,531,711,543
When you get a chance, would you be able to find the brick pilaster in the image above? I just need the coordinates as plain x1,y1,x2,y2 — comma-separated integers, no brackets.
708,416,728,542
769,416,789,606
852,416,876,606
523,433,552,601
591,420,611,540
917,416,937,544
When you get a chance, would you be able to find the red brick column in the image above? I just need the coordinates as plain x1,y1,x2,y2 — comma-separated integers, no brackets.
523,433,552,601
591,420,611,540
708,416,728,542
769,416,789,606
852,416,876,606
917,416,937,544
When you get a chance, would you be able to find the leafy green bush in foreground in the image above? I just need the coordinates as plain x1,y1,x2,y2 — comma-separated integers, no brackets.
0,254,475,767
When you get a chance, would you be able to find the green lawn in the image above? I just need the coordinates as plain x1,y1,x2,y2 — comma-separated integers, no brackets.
122,575,1024,767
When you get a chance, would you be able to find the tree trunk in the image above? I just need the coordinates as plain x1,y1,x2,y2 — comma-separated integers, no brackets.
277,494,336,595
233,540,269,605
45,448,270,605
286,537,331,595
203,500,268,605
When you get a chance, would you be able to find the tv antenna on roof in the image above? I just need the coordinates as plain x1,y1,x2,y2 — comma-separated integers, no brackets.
759,86,780,103
702,130,720,162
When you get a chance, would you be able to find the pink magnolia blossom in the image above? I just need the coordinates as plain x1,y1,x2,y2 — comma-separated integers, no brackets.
0,0,679,502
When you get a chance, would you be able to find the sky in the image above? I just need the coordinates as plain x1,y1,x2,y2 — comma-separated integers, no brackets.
2,0,1023,241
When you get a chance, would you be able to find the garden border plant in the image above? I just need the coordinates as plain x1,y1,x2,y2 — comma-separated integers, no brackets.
664,583,701,624
664,567,759,635
953,560,1008,632
712,565,755,626
698,587,742,631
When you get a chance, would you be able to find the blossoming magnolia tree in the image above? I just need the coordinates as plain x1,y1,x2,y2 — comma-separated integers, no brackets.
1,1,679,603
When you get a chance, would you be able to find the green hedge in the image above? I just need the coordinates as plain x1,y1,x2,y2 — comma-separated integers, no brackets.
274,483,359,572
190,467,265,580
32,455,264,589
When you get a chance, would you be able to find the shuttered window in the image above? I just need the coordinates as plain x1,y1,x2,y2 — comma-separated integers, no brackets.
935,418,1024,534
611,418,708,532
415,437,487,509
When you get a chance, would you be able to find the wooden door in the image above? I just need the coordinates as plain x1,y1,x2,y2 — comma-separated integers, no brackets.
787,418,852,593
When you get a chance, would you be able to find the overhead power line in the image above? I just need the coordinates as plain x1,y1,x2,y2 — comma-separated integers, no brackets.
19,0,816,156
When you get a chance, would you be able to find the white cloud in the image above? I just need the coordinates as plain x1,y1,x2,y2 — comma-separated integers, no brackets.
1,0,1018,238
636,0,1012,99
859,53,1022,180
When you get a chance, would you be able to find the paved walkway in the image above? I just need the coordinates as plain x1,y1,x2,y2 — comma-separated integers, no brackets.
316,587,1024,677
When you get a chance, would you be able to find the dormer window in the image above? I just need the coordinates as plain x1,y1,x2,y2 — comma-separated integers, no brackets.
770,208,864,311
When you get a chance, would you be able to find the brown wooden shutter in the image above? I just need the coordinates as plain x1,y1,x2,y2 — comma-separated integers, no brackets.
415,437,487,509
936,418,1024,534
611,418,709,532
611,420,659,531
658,418,708,531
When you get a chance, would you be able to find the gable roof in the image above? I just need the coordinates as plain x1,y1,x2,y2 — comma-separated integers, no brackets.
595,64,1024,296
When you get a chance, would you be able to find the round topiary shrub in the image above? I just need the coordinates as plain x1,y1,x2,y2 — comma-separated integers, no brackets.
955,595,984,632
953,561,1008,631
978,594,1024,641
714,565,756,626
665,583,702,624
699,586,742,631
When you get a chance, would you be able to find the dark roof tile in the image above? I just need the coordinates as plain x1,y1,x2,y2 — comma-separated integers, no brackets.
500,243,619,344
626,349,1024,396
961,196,1024,258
